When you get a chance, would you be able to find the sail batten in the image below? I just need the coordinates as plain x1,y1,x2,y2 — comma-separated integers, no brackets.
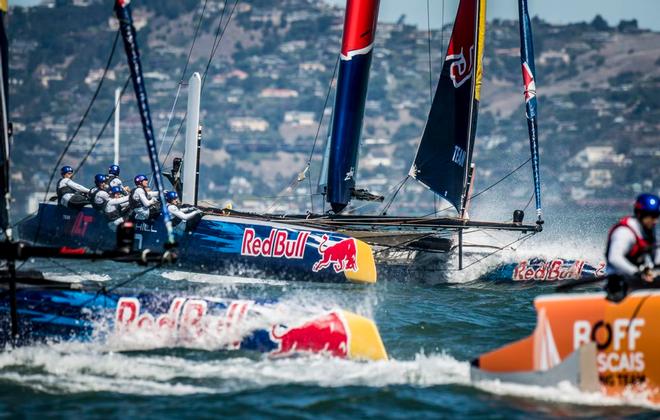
410,0,486,214
518,0,542,220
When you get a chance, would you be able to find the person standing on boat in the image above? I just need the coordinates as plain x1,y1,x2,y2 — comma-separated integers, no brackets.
89,174,110,212
57,166,90,210
606,193,659,290
105,186,131,231
165,191,202,231
129,174,160,221
107,164,130,195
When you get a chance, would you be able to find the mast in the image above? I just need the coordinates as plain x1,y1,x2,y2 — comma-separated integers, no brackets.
183,72,201,206
409,0,487,215
325,0,380,214
114,0,175,246
0,0,9,241
517,0,543,222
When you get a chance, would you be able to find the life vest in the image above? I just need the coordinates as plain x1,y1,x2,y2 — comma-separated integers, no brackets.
56,177,76,202
105,201,123,221
167,203,182,227
129,186,146,209
606,216,656,266
89,187,107,211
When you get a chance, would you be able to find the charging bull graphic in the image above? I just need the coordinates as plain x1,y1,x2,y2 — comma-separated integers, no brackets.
270,311,349,357
312,235,358,273
447,45,475,88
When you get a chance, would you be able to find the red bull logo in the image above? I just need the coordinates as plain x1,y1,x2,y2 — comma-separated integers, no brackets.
522,61,536,102
312,234,358,273
270,311,349,357
513,259,606,281
115,298,251,347
241,228,309,259
447,46,474,88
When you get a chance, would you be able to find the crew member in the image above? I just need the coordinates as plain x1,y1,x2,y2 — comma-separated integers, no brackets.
56,166,90,210
606,193,659,296
165,190,202,230
129,174,160,221
105,186,131,231
89,174,110,212
107,164,130,194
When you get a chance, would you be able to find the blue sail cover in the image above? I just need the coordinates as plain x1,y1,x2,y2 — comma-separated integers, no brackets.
326,0,380,214
518,0,542,220
409,0,487,214
114,0,175,244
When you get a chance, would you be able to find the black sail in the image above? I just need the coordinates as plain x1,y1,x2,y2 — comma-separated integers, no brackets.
409,0,486,214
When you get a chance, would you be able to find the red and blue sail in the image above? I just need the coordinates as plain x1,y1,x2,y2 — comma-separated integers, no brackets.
326,0,380,214
114,0,175,244
518,0,542,221
410,0,486,214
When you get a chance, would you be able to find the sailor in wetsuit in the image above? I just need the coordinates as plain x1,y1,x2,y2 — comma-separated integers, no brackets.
57,166,90,210
605,193,660,298
89,174,110,212
107,164,129,195
165,191,203,231
129,174,160,221
105,186,131,231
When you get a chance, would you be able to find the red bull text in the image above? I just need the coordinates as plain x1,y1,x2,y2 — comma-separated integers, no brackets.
512,259,606,281
241,228,309,259
312,234,358,274
115,297,250,347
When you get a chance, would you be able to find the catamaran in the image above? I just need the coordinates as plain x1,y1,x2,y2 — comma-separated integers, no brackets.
2,0,387,359
15,0,378,284
179,0,545,271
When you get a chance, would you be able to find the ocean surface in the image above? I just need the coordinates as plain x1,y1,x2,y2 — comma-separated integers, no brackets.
1,213,657,419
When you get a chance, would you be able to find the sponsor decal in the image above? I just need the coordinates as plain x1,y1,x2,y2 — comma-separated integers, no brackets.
70,213,93,237
115,298,251,347
446,45,474,88
241,228,309,259
522,61,537,103
512,259,605,281
573,318,647,386
312,234,358,274
135,222,157,233
270,311,349,357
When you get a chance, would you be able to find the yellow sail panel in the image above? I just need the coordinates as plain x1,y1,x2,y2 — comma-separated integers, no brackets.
474,0,487,101
0,0,7,13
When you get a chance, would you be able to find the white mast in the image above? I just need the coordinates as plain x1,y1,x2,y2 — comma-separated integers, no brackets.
183,72,201,205
113,87,121,165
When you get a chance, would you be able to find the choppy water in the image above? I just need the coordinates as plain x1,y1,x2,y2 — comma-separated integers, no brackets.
1,220,658,418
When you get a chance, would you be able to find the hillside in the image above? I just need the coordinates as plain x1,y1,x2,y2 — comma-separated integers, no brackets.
7,0,660,218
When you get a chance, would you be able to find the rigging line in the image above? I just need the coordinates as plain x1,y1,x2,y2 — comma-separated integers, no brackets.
156,82,183,160
161,0,238,169
157,0,209,161
36,263,162,327
452,232,536,271
421,157,532,217
381,175,410,215
181,0,210,82
76,76,131,173
306,54,339,211
34,30,120,244
307,56,340,164
426,0,433,103
42,29,120,202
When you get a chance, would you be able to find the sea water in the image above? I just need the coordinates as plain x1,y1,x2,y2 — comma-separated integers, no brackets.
1,211,657,418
